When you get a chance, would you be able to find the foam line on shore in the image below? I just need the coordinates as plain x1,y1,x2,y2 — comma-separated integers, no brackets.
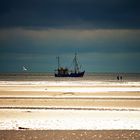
0,81,140,86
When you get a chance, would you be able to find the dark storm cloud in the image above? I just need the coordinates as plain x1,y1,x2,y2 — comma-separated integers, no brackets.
0,0,140,29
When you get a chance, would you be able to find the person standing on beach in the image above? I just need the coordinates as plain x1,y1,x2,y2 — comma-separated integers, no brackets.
117,75,120,80
117,75,123,81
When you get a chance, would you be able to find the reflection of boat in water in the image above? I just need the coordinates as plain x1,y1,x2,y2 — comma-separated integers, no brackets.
55,53,85,77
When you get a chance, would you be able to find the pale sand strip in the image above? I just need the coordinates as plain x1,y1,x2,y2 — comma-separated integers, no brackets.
0,91,140,99
0,109,140,130
0,98,140,110
0,86,140,92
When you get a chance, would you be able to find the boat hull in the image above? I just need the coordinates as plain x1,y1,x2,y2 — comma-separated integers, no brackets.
55,71,85,77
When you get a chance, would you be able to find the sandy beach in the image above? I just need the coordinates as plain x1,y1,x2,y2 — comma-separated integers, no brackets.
0,80,140,139
0,81,140,110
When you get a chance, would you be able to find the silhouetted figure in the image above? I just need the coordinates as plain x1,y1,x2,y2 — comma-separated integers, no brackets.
120,76,122,80
117,75,119,80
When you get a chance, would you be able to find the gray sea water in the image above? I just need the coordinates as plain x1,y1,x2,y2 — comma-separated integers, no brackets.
0,73,140,82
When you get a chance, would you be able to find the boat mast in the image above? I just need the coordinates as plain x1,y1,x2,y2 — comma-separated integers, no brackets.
56,56,60,70
74,53,79,73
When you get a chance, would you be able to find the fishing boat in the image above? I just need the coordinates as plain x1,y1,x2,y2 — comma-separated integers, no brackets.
55,53,85,77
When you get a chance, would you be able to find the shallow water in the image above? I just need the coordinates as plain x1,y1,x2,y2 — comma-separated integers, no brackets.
0,73,140,82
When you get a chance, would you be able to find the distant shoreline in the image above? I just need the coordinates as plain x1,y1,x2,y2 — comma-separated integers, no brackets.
0,72,140,82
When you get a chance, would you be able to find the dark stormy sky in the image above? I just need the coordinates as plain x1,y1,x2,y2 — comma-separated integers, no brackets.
0,0,140,73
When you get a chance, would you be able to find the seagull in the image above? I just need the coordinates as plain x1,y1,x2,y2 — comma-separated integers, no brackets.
22,66,27,71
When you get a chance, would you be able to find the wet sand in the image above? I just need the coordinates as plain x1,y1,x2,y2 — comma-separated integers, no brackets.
0,130,140,140
0,98,140,110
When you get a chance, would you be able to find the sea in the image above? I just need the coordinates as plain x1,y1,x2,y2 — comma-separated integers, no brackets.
0,72,140,82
